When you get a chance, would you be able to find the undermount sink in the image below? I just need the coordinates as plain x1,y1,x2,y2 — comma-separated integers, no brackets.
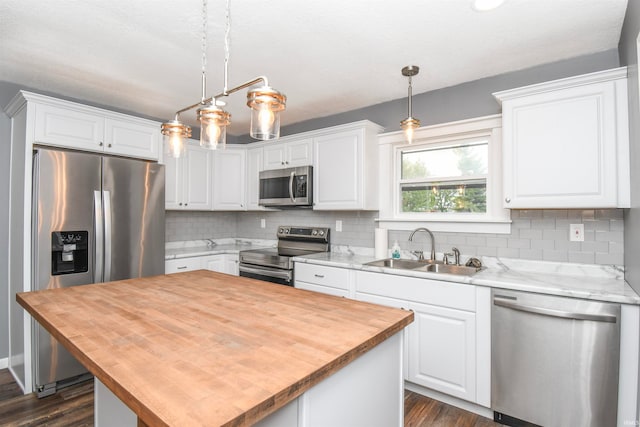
364,258,426,269
416,263,480,276
364,258,481,276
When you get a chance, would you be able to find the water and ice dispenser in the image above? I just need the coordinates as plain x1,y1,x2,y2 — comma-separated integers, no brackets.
51,231,89,275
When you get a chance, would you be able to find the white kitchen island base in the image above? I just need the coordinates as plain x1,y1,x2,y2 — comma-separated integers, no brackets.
95,331,404,427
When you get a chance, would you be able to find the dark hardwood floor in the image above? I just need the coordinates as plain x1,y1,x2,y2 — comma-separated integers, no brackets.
404,391,500,427
0,369,498,426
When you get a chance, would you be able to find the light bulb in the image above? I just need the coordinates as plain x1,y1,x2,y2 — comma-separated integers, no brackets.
205,122,222,149
405,127,415,144
258,106,275,134
168,133,183,158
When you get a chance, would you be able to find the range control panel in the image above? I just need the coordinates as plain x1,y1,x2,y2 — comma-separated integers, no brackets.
277,226,330,243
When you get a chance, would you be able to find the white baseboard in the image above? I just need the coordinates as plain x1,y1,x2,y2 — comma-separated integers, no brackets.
0,357,8,369
405,381,493,420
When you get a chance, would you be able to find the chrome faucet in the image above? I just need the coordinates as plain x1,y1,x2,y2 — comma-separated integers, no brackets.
408,227,436,261
444,248,460,265
452,247,460,265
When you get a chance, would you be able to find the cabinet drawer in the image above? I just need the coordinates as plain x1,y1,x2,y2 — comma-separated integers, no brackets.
295,263,349,289
356,271,476,312
296,281,349,298
165,257,202,274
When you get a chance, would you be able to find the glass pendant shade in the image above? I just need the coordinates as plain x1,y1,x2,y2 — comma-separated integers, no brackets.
197,103,231,149
401,117,420,144
247,86,286,140
161,120,192,158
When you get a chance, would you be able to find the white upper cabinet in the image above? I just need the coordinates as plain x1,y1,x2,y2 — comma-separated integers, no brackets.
246,146,272,211
313,121,383,210
212,148,246,210
263,138,313,170
24,91,161,160
165,141,213,210
494,67,629,209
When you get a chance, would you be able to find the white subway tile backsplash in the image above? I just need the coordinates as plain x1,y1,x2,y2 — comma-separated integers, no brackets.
166,208,624,267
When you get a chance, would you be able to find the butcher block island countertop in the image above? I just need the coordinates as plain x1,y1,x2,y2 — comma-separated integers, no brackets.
17,270,413,427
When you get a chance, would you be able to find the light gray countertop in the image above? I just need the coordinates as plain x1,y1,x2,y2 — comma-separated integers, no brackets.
165,239,275,260
292,252,640,305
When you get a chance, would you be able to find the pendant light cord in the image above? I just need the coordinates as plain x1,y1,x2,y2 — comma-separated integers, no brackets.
201,0,208,101
223,0,230,94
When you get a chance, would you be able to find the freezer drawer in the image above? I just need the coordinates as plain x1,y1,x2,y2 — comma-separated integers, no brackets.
491,289,620,427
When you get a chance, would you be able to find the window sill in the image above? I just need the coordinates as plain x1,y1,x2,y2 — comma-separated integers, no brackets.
375,217,512,234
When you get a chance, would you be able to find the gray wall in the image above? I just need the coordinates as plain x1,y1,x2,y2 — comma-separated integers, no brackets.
619,0,640,295
0,111,10,360
237,50,619,142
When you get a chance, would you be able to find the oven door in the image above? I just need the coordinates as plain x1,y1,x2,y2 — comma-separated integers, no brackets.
239,264,293,286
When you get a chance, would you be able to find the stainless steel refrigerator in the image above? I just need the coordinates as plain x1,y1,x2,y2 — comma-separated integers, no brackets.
31,148,165,397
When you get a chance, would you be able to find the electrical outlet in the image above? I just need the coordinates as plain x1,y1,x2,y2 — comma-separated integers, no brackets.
336,220,342,232
569,224,584,242
260,218,266,229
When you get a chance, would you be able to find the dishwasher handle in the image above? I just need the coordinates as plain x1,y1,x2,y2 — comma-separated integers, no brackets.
493,296,617,323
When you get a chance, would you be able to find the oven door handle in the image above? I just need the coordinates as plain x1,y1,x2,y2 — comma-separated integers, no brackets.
289,171,296,203
239,264,293,281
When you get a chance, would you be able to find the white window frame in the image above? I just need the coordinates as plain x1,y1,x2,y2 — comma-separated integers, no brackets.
377,115,511,234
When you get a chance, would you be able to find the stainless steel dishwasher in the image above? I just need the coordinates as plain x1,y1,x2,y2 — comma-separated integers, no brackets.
492,289,620,427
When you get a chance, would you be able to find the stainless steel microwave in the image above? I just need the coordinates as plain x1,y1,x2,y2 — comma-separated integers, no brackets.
259,166,313,207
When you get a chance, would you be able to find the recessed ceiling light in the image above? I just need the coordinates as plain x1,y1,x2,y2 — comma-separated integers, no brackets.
471,0,506,12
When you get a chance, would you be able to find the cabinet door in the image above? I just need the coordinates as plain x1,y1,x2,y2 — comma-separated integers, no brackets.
212,149,246,210
246,147,265,210
165,258,202,274
104,118,160,160
34,103,104,152
204,254,239,276
286,138,313,167
313,130,361,210
224,255,239,276
263,144,286,170
183,144,213,210
502,82,618,208
407,301,476,402
164,155,182,209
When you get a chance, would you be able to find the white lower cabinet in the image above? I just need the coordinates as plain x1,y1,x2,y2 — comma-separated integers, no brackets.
165,257,203,274
295,265,490,407
165,254,239,276
204,254,239,276
407,301,476,401
294,263,351,298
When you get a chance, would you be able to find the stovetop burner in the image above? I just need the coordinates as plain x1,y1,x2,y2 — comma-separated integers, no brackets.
239,225,330,270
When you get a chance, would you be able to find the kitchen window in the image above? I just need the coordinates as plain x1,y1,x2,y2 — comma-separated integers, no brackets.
400,140,488,214
378,115,510,233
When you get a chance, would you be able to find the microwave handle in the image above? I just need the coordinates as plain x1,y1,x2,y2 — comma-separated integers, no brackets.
289,171,296,203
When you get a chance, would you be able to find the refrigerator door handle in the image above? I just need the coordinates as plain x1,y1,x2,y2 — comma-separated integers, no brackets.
94,190,104,283
103,190,112,282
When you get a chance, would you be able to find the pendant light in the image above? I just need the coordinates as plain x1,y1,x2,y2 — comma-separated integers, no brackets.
400,65,420,144
161,0,286,158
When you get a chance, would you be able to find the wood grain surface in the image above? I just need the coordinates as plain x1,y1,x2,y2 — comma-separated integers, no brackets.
17,270,413,427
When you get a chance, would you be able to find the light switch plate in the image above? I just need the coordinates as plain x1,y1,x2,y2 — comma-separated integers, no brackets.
260,218,266,229
336,220,342,232
569,224,584,242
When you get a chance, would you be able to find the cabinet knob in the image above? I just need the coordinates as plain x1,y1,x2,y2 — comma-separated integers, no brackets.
505,197,511,203
108,143,112,148
314,274,325,278
179,202,183,206
99,142,104,147
184,203,188,206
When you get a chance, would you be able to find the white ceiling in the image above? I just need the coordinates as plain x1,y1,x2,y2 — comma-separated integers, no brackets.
0,0,628,135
